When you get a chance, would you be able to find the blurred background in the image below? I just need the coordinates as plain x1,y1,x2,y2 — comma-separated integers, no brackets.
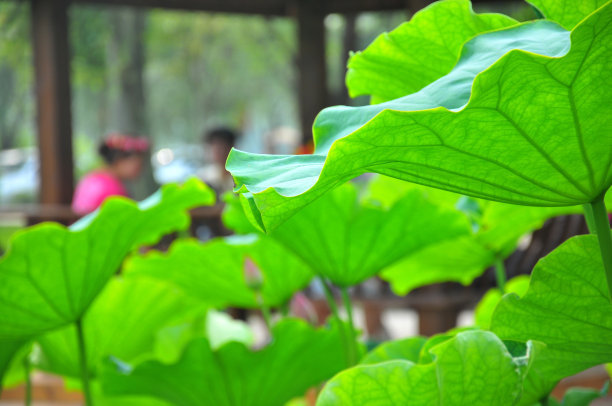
0,0,535,206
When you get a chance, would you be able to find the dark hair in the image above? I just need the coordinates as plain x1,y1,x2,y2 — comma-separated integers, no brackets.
204,127,238,148
98,133,149,164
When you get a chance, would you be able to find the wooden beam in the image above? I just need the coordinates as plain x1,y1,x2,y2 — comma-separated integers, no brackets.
30,0,75,205
294,0,328,145
325,0,411,14
71,0,289,15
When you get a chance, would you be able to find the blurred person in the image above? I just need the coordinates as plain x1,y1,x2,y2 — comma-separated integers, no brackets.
199,127,238,195
72,133,149,215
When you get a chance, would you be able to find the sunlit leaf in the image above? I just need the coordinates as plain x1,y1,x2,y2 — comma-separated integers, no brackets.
0,338,26,391
556,382,609,406
360,336,426,365
34,276,201,379
475,275,530,330
267,182,470,287
373,176,578,294
317,330,529,405
0,178,214,339
528,0,608,30
125,234,313,307
227,4,612,231
102,319,348,406
346,0,516,103
491,235,612,384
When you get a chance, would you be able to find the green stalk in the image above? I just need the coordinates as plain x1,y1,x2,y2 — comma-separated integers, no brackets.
280,301,290,318
319,277,351,365
583,203,597,232
340,287,358,366
494,258,507,294
587,193,612,304
320,278,342,324
23,357,31,406
258,294,273,332
75,319,93,406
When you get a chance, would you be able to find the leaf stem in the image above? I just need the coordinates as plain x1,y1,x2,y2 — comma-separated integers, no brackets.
319,277,351,365
258,294,273,332
280,301,290,318
583,203,597,232
588,193,612,304
494,258,507,294
340,286,358,366
75,319,94,406
23,357,31,406
320,278,341,323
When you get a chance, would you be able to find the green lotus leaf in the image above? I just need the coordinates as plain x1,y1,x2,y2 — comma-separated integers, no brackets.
221,191,260,235
382,235,496,295
475,275,530,329
374,176,579,294
152,309,255,366
346,0,517,103
102,319,348,406
529,0,609,30
317,330,529,406
0,178,214,339
267,182,470,287
228,3,612,231
34,276,202,379
125,234,313,308
491,235,612,384
555,382,609,406
0,338,26,392
360,336,427,365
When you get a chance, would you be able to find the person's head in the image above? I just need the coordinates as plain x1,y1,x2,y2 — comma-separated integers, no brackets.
98,133,149,180
204,127,237,167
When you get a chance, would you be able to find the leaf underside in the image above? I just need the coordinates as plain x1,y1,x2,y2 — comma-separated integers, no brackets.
0,178,214,339
227,3,612,231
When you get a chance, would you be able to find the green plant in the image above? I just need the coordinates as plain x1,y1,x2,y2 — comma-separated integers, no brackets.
0,178,215,404
102,319,348,406
226,0,612,404
3,0,612,405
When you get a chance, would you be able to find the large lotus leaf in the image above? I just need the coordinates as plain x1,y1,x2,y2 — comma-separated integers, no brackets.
102,319,347,406
0,178,214,339
382,235,496,294
267,182,470,287
346,0,517,103
474,275,530,330
221,191,260,235
491,235,612,384
364,175,461,211
0,338,26,391
378,182,578,294
360,336,426,365
554,383,609,406
125,234,313,308
529,0,609,30
34,275,201,379
228,3,612,231
316,330,528,406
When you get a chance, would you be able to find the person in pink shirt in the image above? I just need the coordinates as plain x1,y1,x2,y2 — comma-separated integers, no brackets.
72,133,149,215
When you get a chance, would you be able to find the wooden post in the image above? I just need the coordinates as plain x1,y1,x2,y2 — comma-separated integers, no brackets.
295,0,328,146
30,0,75,205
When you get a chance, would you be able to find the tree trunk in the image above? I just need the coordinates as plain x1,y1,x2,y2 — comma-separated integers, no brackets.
0,65,21,150
107,7,156,199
